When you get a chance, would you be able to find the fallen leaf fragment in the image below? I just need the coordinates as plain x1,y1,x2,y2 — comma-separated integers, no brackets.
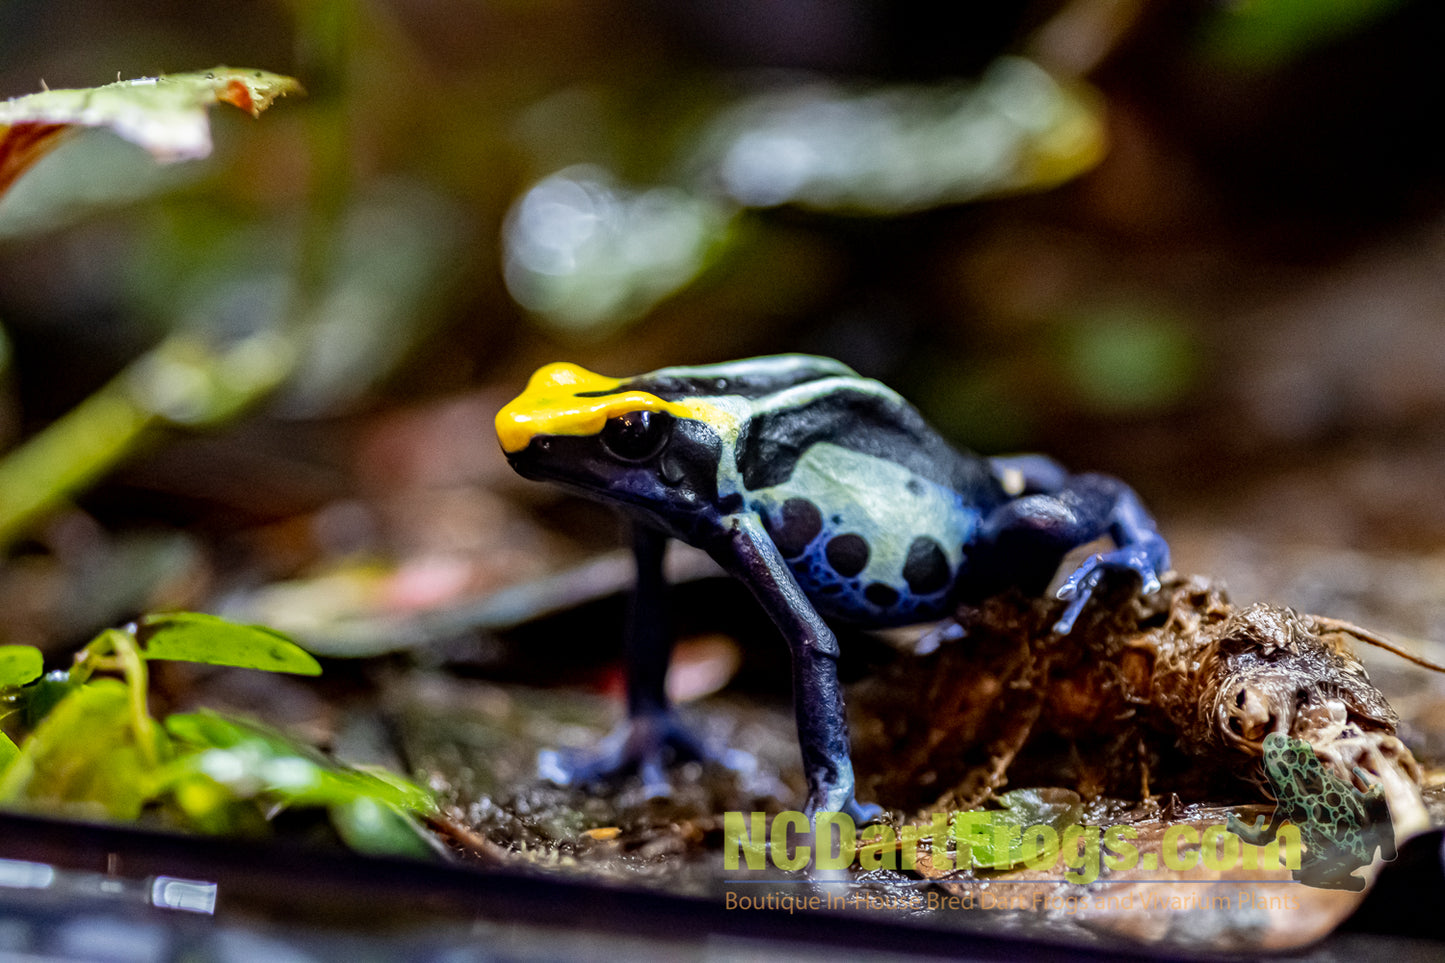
0,67,303,196
583,826,621,841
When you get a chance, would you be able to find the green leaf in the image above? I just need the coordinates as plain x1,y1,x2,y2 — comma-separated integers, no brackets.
159,710,437,856
138,612,321,675
0,730,18,771
165,771,268,836
19,670,83,728
0,679,162,819
0,67,303,197
164,711,436,816
330,798,436,858
164,710,264,750
0,645,43,688
961,788,1081,871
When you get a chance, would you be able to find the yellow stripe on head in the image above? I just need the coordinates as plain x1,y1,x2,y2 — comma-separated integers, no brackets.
495,362,729,453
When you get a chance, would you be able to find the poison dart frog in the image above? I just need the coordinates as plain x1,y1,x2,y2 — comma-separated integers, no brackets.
495,355,1170,819
1227,732,1395,891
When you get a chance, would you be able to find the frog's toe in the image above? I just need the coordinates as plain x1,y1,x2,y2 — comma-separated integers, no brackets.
536,711,733,791
638,758,671,799
1052,575,1100,635
804,780,883,824
845,798,884,825
1226,813,1274,846
537,741,648,788
1053,543,1168,633
803,794,882,825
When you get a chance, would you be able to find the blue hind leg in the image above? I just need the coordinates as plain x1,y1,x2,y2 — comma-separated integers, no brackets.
538,524,724,795
540,520,751,792
983,456,1170,634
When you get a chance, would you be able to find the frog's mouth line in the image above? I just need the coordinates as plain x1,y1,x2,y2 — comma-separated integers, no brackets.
501,439,549,481
502,436,668,517
502,437,604,492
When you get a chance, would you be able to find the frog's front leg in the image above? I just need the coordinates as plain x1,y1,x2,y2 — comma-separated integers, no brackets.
714,514,882,823
537,523,710,793
1227,810,1283,847
983,457,1170,634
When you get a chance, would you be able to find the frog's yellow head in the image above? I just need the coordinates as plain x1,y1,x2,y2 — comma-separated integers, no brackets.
496,361,743,527
495,362,728,454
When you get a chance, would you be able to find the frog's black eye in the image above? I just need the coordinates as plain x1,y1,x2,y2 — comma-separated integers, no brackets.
600,410,670,461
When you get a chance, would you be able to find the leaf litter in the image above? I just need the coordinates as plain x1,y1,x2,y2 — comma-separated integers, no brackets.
399,572,1442,952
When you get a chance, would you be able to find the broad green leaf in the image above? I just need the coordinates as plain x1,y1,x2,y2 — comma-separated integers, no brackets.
0,67,302,197
164,711,435,815
0,731,18,771
958,788,1081,871
0,679,161,819
330,798,436,858
20,670,83,728
138,612,321,675
165,710,268,750
309,766,437,815
0,645,43,688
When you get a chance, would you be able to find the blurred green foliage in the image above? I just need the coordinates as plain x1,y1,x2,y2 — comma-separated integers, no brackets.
1200,0,1406,67
1058,305,1197,415
503,58,1107,335
0,612,435,855
0,644,41,688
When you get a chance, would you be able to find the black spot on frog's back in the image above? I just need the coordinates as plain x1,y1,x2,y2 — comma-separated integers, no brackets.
826,534,870,577
765,498,823,558
864,582,899,608
902,536,949,594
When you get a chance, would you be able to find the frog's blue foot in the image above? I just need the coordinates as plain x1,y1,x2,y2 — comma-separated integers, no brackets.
1053,540,1168,635
805,792,882,825
914,620,966,656
804,761,883,824
844,797,884,824
538,711,730,796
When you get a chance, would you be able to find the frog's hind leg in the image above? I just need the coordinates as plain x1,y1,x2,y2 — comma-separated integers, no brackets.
1354,768,1398,860
981,457,1170,634
537,524,735,796
1297,850,1369,892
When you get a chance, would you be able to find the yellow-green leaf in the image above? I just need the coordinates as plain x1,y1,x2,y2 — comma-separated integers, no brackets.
138,612,321,675
0,67,302,197
959,788,1081,871
0,645,43,689
0,679,157,819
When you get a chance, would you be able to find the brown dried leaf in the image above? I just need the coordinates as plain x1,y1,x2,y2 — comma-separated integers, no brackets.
852,575,1425,825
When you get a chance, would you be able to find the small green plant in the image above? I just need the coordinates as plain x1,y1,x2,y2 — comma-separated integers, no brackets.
0,613,437,858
